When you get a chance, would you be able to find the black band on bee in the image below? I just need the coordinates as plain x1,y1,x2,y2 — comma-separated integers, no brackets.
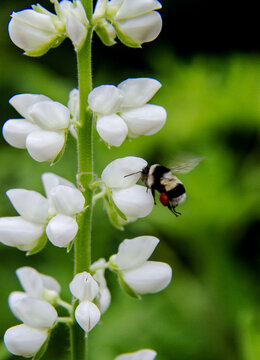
151,165,170,178
167,183,185,198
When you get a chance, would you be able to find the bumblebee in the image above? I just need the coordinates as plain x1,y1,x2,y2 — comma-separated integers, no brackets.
125,157,203,216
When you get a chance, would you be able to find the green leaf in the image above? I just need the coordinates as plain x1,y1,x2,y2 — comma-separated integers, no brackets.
26,232,48,256
118,273,141,300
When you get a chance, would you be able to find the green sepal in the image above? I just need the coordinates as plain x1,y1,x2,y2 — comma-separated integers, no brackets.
104,190,128,230
118,272,141,300
32,334,50,360
26,232,48,256
24,35,65,57
50,130,68,166
95,21,117,47
67,240,74,254
112,23,142,48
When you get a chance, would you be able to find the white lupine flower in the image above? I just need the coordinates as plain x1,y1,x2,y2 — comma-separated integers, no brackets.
4,324,49,358
88,78,166,146
69,272,101,334
91,258,111,313
2,93,71,162
8,6,65,56
101,156,154,220
115,349,157,360
0,173,85,250
4,267,58,357
113,236,172,294
94,0,162,47
8,1,89,55
59,0,89,50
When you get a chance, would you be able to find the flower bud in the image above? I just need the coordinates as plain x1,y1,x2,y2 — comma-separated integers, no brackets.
49,185,85,216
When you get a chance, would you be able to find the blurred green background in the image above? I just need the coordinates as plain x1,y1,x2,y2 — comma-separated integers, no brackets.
0,1,259,359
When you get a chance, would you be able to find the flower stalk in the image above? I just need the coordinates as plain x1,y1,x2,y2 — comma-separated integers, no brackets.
72,1,93,360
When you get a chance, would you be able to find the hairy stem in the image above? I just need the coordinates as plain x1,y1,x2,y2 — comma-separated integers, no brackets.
71,0,93,359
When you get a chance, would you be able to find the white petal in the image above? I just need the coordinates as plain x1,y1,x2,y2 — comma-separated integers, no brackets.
9,296,57,328
66,12,87,48
118,78,161,108
8,292,28,319
46,214,78,248
115,0,161,19
112,185,154,218
116,11,162,44
115,349,157,360
16,267,44,298
122,261,172,294
2,119,39,149
75,300,101,333
93,0,107,19
97,287,111,314
121,104,166,136
8,10,58,52
68,88,79,120
41,173,75,200
88,85,123,115
96,114,128,147
49,185,85,215
69,272,99,302
6,189,49,223
116,236,159,270
28,101,70,130
26,129,65,162
9,93,50,120
0,217,44,251
101,156,147,189
40,274,61,295
4,324,48,358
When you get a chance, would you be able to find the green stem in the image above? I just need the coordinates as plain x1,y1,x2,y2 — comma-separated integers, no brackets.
71,1,93,359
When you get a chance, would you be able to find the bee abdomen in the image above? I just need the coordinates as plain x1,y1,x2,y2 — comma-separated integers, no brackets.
167,183,186,199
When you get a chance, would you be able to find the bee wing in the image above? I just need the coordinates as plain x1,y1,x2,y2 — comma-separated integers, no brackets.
170,156,204,174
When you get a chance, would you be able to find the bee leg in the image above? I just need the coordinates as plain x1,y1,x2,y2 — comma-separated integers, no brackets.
168,203,181,217
151,187,156,204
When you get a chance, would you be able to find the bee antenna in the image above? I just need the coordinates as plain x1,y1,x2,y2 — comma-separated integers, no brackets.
124,171,142,178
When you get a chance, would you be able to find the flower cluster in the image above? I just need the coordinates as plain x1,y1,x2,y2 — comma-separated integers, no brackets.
109,236,172,296
101,156,154,223
0,173,85,251
93,0,162,47
88,77,166,146
8,0,89,55
9,0,162,56
4,267,60,357
2,94,71,162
